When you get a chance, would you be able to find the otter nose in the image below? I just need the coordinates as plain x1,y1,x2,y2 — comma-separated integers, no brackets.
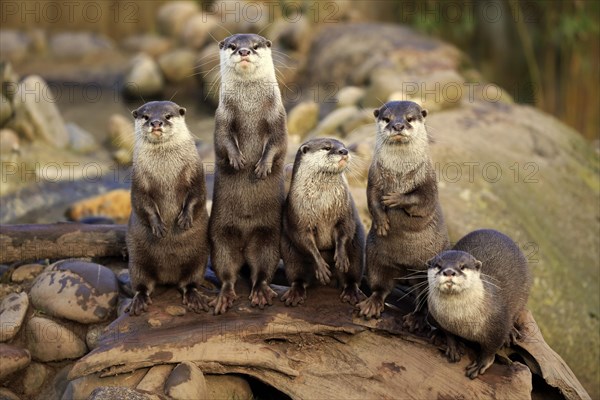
337,148,348,156
392,123,405,132
150,120,163,128
442,268,456,277
238,49,251,57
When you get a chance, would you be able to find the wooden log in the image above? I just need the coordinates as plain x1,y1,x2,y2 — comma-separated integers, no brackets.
0,223,127,264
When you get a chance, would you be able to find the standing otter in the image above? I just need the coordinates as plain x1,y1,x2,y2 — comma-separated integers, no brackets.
427,229,532,379
357,101,449,326
280,138,365,306
126,101,210,315
209,34,287,314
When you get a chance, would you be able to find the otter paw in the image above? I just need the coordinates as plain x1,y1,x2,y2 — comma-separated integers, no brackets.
176,209,193,230
466,355,495,379
281,285,306,307
182,288,210,313
356,295,384,319
209,287,237,315
504,325,522,347
314,260,332,285
334,251,350,273
374,216,390,237
445,341,465,363
126,292,152,316
249,283,278,309
382,192,405,208
403,312,428,333
151,221,167,238
229,153,246,170
340,284,366,306
254,160,272,179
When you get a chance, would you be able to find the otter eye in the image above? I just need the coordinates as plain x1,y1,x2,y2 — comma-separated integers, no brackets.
406,116,413,123
228,43,237,51
253,43,259,50
165,114,172,120
323,146,332,151
383,117,390,124
459,265,466,271
143,115,149,121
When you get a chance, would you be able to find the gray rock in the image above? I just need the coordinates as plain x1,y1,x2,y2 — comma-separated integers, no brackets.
123,54,164,98
11,263,44,282
62,369,147,400
0,30,31,63
206,374,253,400
157,49,197,83
164,361,208,400
335,86,365,108
30,260,119,324
0,343,30,379
49,32,114,60
22,362,49,396
1,94,13,126
156,1,199,38
26,317,87,362
0,291,29,342
122,34,173,58
66,122,98,154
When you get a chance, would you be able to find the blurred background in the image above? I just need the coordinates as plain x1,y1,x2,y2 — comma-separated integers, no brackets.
0,0,598,397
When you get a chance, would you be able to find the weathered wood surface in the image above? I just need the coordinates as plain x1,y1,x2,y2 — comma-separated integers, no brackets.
0,223,127,264
69,282,590,400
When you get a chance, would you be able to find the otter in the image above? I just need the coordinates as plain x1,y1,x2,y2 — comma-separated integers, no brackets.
126,101,210,315
356,101,449,328
209,33,288,314
427,229,532,379
280,138,365,306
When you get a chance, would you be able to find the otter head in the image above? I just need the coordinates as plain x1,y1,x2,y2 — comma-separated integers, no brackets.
219,33,274,80
374,101,428,146
427,250,482,295
132,101,187,144
296,138,350,175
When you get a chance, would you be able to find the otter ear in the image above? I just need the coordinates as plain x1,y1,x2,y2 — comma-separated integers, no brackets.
473,259,482,270
265,40,272,48
179,107,186,116
132,110,139,119
218,40,225,49
373,109,380,118
421,109,428,119
300,144,310,154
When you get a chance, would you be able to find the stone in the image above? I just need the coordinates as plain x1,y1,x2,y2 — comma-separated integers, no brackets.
0,265,9,279
0,291,29,341
0,128,19,155
335,86,366,108
117,269,134,297
123,54,164,99
122,34,174,58
0,94,13,126
166,305,186,317
11,263,44,282
113,148,133,165
65,189,132,224
66,123,98,154
86,323,109,350
11,75,69,147
61,369,147,400
49,32,114,60
30,260,119,324
206,375,253,400
157,49,197,83
23,362,49,396
310,106,359,138
0,388,20,400
164,361,208,400
0,343,30,379
156,1,199,38
28,29,47,54
26,317,87,362
136,364,174,393
181,14,218,50
0,30,31,63
287,101,319,140
87,386,162,400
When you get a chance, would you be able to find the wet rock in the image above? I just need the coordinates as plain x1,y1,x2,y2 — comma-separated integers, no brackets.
123,54,164,99
66,123,98,154
0,128,19,155
23,362,49,396
0,30,31,63
0,344,30,379
66,189,131,224
164,361,208,400
136,364,174,393
181,14,218,50
11,75,69,147
26,317,87,362
122,34,173,58
49,32,114,60
1,94,13,126
11,263,44,282
287,101,319,140
206,375,253,400
62,368,147,400
30,260,119,324
156,1,199,38
336,86,365,108
0,291,29,342
87,386,162,400
158,49,197,83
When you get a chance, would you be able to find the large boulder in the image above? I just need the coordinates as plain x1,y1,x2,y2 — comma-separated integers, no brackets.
26,317,87,362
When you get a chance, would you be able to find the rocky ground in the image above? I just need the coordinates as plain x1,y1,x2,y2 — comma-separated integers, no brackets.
0,1,598,398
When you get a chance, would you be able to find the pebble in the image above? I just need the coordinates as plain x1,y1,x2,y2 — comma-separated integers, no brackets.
23,362,48,396
11,263,44,283
164,361,208,400
0,291,29,342
26,317,87,362
0,343,31,379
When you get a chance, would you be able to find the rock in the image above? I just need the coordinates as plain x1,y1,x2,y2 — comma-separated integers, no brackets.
335,86,366,108
123,54,164,99
62,368,147,400
66,123,98,154
28,29,47,54
113,148,133,165
0,291,29,341
136,364,174,393
1,62,20,101
86,323,109,350
23,362,49,396
0,344,30,379
156,1,199,38
0,264,9,278
287,102,319,140
164,361,208,400
78,216,116,225
66,189,132,224
181,14,218,50
268,16,311,52
157,49,197,83
1,94,13,126
206,375,253,400
87,386,162,400
310,106,359,138
197,45,221,105
0,30,31,63
49,32,114,60
117,269,134,297
30,260,119,324
108,113,134,152
117,296,132,317
11,263,44,282
166,305,186,317
0,128,19,155
26,317,87,362
11,75,70,147
0,388,20,400
122,34,173,58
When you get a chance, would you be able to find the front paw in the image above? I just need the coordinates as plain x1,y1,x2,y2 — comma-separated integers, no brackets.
374,215,390,237
382,192,405,208
177,209,193,230
315,259,332,285
254,160,272,179
151,221,167,238
334,251,350,273
229,152,246,170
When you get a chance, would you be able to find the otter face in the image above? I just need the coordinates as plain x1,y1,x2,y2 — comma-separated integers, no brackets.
427,250,482,295
297,138,350,174
132,101,186,144
374,101,428,145
219,33,273,78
